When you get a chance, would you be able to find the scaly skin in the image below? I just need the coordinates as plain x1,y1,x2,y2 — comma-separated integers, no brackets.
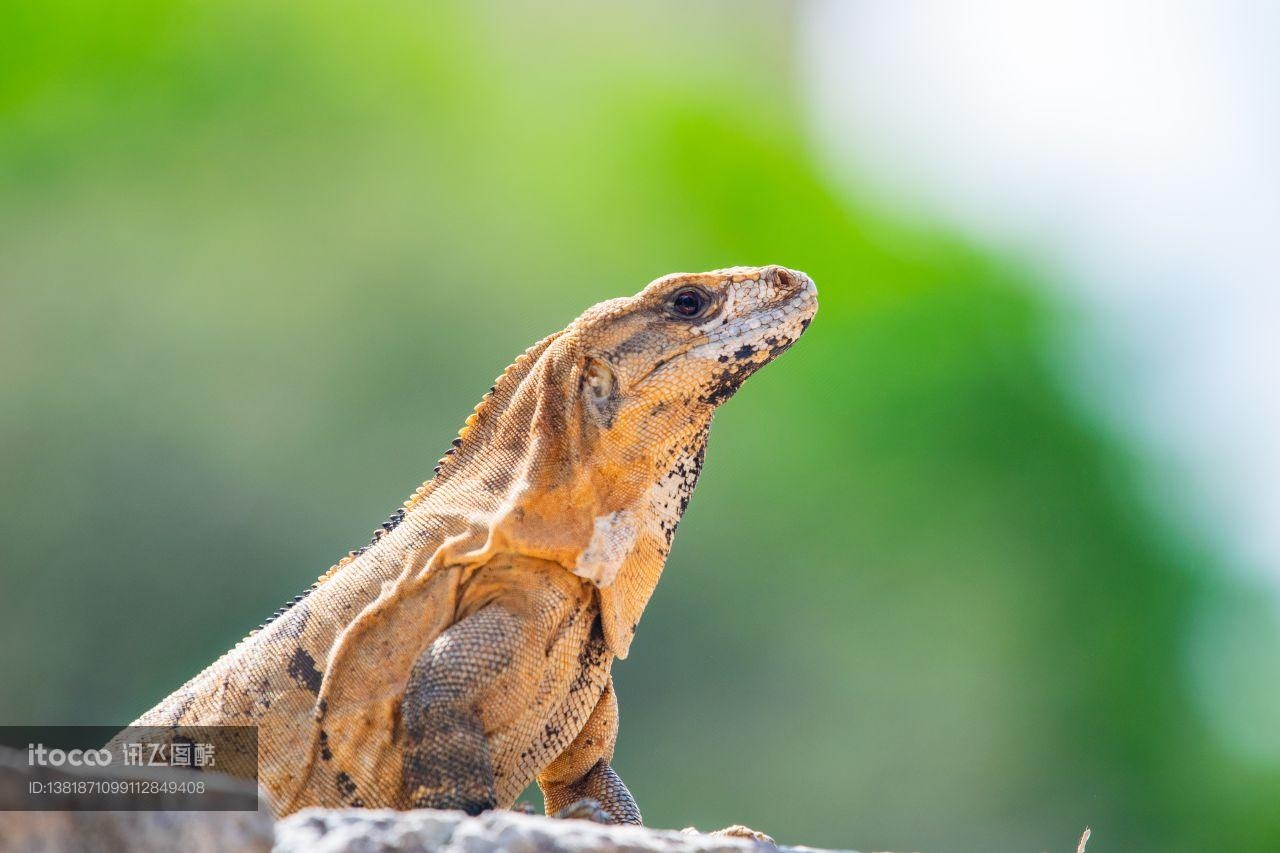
119,265,817,828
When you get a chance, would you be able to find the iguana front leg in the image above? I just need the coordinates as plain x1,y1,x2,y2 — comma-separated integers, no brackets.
399,603,537,814
537,679,641,825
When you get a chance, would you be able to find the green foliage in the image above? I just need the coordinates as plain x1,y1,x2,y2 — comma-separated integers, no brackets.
1,2,1275,850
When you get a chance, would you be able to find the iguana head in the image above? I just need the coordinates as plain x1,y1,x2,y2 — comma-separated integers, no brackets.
422,265,816,656
572,264,818,431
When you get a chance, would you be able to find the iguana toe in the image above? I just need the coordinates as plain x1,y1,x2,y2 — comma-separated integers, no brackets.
692,825,776,845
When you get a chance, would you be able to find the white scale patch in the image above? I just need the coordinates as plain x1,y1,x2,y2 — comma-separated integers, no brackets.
572,452,699,589
574,509,639,588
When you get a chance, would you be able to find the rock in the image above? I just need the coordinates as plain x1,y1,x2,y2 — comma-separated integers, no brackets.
272,808,858,853
0,745,858,853
0,745,273,853
0,809,275,853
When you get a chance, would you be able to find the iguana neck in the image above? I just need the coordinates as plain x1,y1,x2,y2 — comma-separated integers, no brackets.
391,329,711,658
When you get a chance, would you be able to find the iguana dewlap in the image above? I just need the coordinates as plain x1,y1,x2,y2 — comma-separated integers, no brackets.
125,265,817,824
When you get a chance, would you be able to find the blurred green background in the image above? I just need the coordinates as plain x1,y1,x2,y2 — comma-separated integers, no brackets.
1,2,1276,851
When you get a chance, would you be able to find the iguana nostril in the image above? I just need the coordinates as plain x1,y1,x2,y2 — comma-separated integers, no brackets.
762,265,803,292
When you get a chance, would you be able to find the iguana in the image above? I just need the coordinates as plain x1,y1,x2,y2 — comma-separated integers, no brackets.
122,265,817,830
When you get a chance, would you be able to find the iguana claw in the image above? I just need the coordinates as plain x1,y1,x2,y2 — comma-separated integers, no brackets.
553,797,612,823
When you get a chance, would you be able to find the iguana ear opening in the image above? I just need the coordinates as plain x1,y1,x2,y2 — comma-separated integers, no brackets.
582,357,619,426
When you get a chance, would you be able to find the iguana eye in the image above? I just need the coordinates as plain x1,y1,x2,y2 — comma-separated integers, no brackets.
670,287,709,319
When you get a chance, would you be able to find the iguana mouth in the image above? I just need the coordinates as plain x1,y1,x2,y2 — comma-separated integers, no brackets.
630,344,696,388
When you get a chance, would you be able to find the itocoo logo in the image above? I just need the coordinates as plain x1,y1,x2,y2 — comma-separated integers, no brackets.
28,743,113,767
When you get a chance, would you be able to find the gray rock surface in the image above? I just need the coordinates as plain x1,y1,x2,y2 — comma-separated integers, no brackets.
0,745,273,853
273,808,856,853
0,809,274,853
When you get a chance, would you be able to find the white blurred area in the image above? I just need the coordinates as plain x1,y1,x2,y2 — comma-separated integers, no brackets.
799,1,1279,761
